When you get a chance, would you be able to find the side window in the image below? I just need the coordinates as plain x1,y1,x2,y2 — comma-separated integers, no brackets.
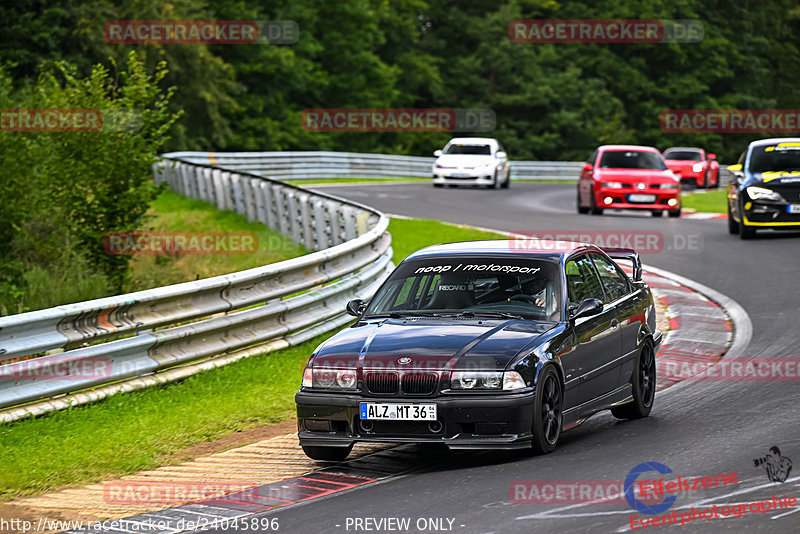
738,151,746,165
590,254,629,303
564,255,605,305
587,150,598,166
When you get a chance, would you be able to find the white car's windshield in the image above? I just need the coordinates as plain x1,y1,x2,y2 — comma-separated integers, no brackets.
443,144,492,155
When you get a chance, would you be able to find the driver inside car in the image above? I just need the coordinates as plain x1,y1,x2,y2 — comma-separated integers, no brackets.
518,276,554,309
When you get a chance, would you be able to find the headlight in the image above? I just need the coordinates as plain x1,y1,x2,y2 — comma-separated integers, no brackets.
450,371,526,390
303,367,358,389
656,182,679,189
746,186,784,202
503,371,527,390
692,163,704,173
451,371,502,390
600,182,625,189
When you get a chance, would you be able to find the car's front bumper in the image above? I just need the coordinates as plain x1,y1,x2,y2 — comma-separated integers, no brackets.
672,171,704,187
432,173,495,186
595,187,681,211
742,200,800,229
296,389,536,450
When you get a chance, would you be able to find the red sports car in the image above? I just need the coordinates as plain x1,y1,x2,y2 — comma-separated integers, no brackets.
577,145,681,217
662,147,719,189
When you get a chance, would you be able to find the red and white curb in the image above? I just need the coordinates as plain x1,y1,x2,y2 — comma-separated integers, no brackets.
681,212,727,220
642,272,733,391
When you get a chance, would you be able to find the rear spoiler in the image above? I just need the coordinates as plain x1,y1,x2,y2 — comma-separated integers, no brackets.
603,247,642,282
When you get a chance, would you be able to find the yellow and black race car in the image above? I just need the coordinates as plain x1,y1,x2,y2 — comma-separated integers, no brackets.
727,138,800,239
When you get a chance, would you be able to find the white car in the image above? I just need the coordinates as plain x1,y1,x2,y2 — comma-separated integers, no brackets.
432,137,510,189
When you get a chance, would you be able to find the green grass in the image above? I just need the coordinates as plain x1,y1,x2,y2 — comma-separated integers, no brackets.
0,337,321,499
388,217,504,263
0,216,505,500
125,190,306,292
681,189,728,214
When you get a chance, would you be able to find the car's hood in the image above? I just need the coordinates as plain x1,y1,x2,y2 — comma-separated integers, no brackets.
752,170,800,185
312,318,555,371
434,155,495,168
596,168,677,183
665,160,701,170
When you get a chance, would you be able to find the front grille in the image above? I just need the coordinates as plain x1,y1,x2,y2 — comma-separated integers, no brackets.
401,372,438,395
365,372,399,394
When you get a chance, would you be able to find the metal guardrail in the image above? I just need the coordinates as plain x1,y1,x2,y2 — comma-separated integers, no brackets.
163,151,734,184
163,151,586,181
0,159,393,421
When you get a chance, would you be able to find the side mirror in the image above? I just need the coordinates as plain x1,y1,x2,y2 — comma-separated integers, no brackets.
346,299,365,317
727,164,742,172
582,163,593,173
496,151,507,159
570,298,604,321
707,153,716,160
433,150,443,157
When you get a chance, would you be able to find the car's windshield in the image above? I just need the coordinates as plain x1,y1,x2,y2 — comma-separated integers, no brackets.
443,144,492,155
364,257,561,321
748,142,800,174
599,150,667,170
663,150,702,161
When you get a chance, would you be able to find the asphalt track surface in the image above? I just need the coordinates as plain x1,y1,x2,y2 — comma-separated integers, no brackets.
206,182,800,534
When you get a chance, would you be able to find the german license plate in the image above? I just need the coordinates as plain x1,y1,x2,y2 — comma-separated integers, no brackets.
628,194,657,203
787,204,800,214
450,173,470,178
359,403,437,421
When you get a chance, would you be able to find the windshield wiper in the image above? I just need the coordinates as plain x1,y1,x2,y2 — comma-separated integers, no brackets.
457,311,524,320
364,311,450,319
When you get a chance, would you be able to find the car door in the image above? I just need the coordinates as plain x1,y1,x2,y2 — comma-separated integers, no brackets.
589,253,638,385
561,254,623,407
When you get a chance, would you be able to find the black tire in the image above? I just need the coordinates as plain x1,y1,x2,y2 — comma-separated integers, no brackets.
577,189,590,214
589,187,603,215
501,170,510,189
433,183,444,188
728,202,740,234
740,222,756,240
611,342,655,420
668,209,681,218
302,444,353,461
739,200,756,239
651,210,663,217
530,366,563,454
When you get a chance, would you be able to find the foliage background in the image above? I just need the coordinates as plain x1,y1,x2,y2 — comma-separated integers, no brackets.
2,0,798,161
1,0,798,311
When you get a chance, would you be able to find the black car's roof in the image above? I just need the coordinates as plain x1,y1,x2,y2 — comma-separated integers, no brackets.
404,240,602,262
